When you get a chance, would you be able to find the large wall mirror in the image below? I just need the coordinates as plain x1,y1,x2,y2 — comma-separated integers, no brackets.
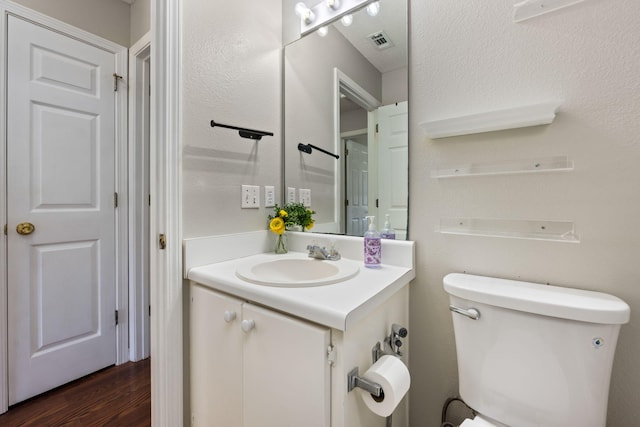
283,0,408,239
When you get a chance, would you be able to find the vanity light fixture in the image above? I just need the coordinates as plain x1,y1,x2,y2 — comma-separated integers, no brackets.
366,1,380,16
295,2,316,25
298,0,381,36
341,14,353,26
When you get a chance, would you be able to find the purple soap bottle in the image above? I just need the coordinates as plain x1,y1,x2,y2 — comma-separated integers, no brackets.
380,213,396,240
364,216,381,268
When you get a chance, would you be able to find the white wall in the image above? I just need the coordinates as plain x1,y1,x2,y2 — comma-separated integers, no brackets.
130,0,150,45
409,0,640,425
12,0,130,46
382,67,408,105
181,0,282,238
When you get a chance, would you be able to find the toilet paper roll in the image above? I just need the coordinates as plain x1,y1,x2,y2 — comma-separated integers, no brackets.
358,355,411,417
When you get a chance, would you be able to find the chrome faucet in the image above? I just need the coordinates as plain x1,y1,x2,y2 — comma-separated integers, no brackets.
306,242,341,260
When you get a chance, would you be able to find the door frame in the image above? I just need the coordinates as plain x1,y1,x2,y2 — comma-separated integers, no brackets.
129,31,151,362
334,68,380,235
151,0,184,425
0,0,129,412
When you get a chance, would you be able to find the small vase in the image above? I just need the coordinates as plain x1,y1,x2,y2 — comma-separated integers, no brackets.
274,232,288,254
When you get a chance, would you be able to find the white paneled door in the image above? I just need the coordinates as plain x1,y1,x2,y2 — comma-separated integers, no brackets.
345,138,369,236
377,102,408,240
7,16,117,404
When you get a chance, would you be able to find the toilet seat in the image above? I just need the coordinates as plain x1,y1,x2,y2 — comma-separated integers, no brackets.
459,415,505,427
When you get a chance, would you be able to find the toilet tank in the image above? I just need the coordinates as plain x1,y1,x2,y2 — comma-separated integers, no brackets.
443,273,630,427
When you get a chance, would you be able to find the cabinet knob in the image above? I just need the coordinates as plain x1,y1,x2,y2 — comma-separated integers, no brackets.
241,319,255,333
223,311,236,323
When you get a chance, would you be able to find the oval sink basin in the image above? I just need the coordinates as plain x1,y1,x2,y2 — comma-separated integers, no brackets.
236,255,359,287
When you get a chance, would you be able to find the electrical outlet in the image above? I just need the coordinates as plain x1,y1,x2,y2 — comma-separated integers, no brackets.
287,187,296,204
241,185,260,208
299,188,311,207
264,186,275,207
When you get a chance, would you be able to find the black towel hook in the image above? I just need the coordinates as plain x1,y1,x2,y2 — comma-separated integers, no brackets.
210,120,273,141
298,143,340,160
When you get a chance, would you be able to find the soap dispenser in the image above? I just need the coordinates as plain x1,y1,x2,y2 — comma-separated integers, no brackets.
380,213,396,240
364,216,381,268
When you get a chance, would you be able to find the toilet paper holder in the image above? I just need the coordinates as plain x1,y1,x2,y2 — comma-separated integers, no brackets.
347,366,383,398
347,323,408,398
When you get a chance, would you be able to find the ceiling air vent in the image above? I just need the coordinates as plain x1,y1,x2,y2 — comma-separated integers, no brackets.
367,31,395,50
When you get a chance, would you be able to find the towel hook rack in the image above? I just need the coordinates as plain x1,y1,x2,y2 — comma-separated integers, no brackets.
210,120,273,141
298,143,340,160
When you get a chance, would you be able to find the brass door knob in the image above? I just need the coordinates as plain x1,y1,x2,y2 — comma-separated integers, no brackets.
16,222,35,235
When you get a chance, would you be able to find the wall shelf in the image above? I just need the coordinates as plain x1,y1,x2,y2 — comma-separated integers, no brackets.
514,0,585,23
438,218,579,243
432,156,573,178
420,101,562,139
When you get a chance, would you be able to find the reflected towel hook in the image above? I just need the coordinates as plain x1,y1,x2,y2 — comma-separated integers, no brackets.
210,120,273,141
298,143,340,160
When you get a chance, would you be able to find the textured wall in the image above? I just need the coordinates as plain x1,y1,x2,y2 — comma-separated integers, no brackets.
409,0,640,425
12,0,130,46
130,0,150,45
181,0,282,238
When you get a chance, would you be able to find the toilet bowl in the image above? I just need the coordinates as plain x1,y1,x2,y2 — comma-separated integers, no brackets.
444,273,630,427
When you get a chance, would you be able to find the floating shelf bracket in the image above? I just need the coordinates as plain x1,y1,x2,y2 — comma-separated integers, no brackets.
210,120,273,141
298,143,340,160
420,101,562,139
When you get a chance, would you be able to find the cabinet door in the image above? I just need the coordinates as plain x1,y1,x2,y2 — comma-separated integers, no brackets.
190,284,243,427
242,303,331,427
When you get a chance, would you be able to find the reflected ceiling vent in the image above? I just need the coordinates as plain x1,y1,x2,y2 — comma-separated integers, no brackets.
367,31,394,50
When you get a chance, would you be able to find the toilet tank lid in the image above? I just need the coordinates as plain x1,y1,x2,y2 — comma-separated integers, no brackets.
443,273,630,324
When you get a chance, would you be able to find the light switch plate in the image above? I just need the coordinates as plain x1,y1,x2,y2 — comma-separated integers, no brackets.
264,186,275,207
241,185,260,208
287,187,296,204
299,188,311,207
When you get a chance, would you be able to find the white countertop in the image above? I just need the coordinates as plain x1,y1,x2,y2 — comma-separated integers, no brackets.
184,231,415,331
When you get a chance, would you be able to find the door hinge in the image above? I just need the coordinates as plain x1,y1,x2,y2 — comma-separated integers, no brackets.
375,123,379,133
113,73,123,92
148,194,151,206
115,310,119,325
3,224,6,236
345,199,349,206
149,305,151,317
327,345,336,367
114,192,118,208
376,198,379,208
159,233,166,250
345,147,349,156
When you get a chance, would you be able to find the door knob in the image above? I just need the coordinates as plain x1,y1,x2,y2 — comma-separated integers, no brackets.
223,311,237,323
241,319,255,333
16,222,35,235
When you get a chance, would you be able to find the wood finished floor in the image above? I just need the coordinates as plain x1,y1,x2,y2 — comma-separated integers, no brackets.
0,358,150,427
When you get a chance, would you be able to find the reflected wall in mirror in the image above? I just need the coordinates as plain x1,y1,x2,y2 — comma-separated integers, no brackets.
283,0,408,239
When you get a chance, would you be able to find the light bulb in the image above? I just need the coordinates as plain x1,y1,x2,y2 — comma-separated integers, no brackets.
341,14,353,26
295,2,315,24
318,26,329,37
366,1,380,16
326,0,340,10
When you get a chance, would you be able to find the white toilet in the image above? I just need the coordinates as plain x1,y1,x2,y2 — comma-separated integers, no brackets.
443,273,630,427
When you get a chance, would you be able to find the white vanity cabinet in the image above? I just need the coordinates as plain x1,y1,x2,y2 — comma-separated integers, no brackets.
190,283,331,427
